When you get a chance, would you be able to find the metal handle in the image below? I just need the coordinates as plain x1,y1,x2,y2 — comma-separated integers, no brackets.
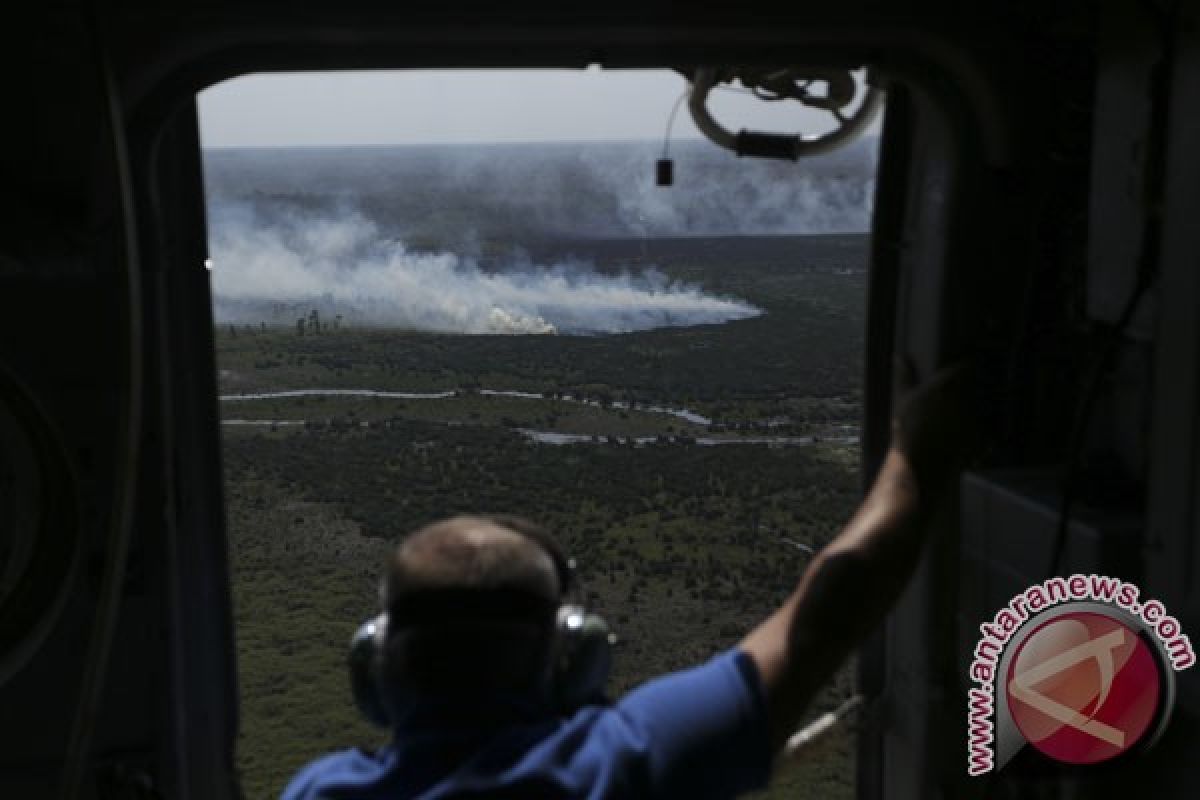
688,67,883,161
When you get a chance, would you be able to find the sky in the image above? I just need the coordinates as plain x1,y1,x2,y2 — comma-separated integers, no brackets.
198,69,880,148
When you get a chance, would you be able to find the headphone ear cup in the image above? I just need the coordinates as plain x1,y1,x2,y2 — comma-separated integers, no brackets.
348,614,391,727
552,605,614,713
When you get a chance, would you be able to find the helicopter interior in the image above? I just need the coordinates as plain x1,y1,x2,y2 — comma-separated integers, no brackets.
1,1,1198,798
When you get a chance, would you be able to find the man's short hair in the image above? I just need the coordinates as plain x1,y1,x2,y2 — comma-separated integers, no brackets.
381,515,563,696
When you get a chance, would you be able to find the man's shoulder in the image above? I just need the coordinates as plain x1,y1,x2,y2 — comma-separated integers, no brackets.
281,746,389,800
278,650,768,798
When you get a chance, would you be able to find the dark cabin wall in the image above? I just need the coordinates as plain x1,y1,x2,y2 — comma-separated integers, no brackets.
946,3,1200,798
1145,0,1200,717
0,5,164,799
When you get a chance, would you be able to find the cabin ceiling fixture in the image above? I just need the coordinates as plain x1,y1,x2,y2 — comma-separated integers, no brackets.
686,66,883,161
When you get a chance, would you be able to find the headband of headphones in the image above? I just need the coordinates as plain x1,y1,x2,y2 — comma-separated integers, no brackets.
387,586,558,629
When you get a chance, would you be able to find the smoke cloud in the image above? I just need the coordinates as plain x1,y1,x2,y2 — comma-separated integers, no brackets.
208,205,762,334
204,139,877,333
204,139,877,245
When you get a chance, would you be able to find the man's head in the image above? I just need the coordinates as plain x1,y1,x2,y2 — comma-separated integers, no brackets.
380,515,566,697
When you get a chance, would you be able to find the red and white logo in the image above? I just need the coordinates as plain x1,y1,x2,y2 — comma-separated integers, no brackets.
1005,611,1161,765
965,575,1193,776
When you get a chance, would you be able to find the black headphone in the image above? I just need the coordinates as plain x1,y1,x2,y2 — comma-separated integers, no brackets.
348,520,614,727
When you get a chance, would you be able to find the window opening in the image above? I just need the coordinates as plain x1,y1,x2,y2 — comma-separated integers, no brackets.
199,68,879,799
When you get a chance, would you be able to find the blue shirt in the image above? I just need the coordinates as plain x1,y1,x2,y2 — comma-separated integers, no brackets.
281,649,772,799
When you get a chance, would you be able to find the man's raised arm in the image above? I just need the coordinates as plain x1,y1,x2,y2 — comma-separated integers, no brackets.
739,364,973,750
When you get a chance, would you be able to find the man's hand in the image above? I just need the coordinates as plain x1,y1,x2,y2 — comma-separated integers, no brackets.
891,358,977,500
739,358,977,752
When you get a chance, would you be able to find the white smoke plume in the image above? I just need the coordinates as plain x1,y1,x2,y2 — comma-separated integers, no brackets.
203,139,877,244
208,206,762,334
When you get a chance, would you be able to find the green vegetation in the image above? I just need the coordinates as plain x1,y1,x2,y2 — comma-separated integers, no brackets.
221,234,866,799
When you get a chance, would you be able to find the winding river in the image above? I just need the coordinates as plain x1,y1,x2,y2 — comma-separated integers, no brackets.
514,430,857,448
220,387,713,426
218,387,858,447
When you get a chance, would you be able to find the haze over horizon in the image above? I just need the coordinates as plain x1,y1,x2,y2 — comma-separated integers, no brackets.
199,69,881,148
